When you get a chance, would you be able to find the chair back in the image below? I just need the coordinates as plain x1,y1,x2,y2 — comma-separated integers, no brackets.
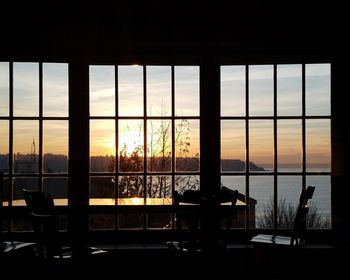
291,185,315,245
22,189,61,259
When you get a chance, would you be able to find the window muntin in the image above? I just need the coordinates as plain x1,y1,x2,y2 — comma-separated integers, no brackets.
0,62,69,220
89,65,200,229
220,64,331,230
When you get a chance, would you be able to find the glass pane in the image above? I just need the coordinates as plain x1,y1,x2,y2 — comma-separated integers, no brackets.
175,119,200,172
1,177,9,206
277,64,302,116
0,121,9,173
175,66,199,116
43,63,69,117
43,120,68,173
43,177,68,206
249,65,273,116
118,65,143,116
118,176,144,202
147,120,171,172
118,175,144,229
221,120,245,172
13,63,39,116
221,176,246,229
306,175,331,229
147,66,171,116
13,177,38,203
13,121,39,173
221,65,245,116
147,212,172,229
0,62,9,116
277,176,302,229
249,120,273,172
221,176,245,198
175,175,200,194
306,64,331,116
90,214,115,230
250,176,274,229
118,120,144,172
90,65,115,116
146,175,172,204
89,176,115,205
90,120,115,172
306,119,331,172
277,120,302,172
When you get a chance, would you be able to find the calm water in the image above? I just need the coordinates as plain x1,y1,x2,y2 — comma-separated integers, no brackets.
221,165,331,225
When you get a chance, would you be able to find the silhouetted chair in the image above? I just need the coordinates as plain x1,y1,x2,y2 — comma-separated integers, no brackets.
22,188,107,261
250,185,315,247
1,173,36,258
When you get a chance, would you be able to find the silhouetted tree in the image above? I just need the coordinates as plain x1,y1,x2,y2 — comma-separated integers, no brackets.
257,197,330,229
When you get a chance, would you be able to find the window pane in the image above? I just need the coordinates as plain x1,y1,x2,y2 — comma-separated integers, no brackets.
89,176,115,205
89,65,115,116
147,66,171,116
306,64,331,116
306,119,331,172
1,177,9,206
175,119,199,172
249,65,273,116
221,120,245,172
146,175,172,203
221,65,245,116
13,63,39,116
118,120,144,172
118,175,144,201
249,120,273,172
0,62,9,116
277,120,302,172
13,177,38,202
250,176,274,229
90,120,115,172
147,120,172,172
13,121,39,174
175,175,200,194
118,66,143,116
175,66,199,116
221,175,246,228
43,63,68,117
306,175,331,229
43,177,68,206
277,64,302,116
277,176,302,229
43,120,68,173
118,175,144,229
0,121,9,173
221,175,245,197
90,214,115,230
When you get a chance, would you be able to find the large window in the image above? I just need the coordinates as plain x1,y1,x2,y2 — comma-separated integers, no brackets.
0,62,69,231
89,65,200,230
221,64,331,229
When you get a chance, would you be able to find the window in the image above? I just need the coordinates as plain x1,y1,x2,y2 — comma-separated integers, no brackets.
221,64,331,229
88,65,200,230
0,62,69,231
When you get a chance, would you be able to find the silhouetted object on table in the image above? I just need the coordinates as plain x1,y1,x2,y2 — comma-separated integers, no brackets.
22,188,107,261
250,185,315,247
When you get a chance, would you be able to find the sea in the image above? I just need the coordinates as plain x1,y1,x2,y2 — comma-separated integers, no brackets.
221,165,331,226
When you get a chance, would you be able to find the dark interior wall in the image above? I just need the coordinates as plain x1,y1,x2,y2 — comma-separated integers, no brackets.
1,1,348,62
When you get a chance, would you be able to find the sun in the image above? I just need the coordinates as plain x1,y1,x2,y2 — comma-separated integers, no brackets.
118,130,143,155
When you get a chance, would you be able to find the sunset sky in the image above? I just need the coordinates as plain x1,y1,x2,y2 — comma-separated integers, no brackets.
0,63,330,167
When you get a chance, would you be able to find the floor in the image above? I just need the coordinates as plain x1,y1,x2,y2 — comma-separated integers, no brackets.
3,242,350,280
